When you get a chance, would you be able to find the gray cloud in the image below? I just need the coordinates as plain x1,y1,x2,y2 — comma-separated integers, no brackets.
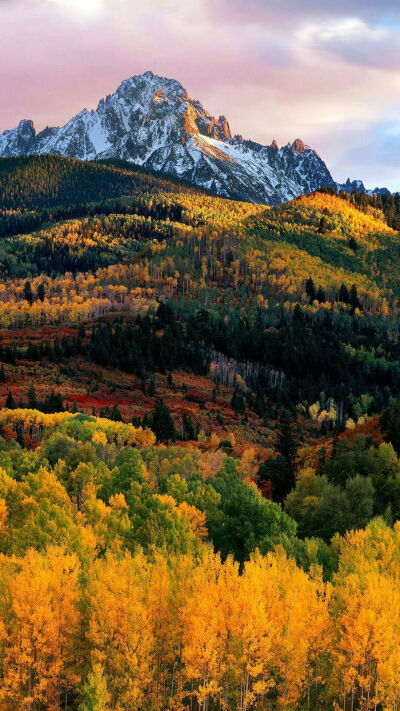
208,1,400,72
296,17,400,70
212,0,400,25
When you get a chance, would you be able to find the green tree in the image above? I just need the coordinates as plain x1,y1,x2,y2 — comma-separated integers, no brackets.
79,663,110,711
339,283,350,304
100,448,145,500
42,391,64,413
276,410,299,476
208,458,296,564
231,390,246,416
318,215,328,233
350,284,361,311
44,433,77,467
286,468,375,541
316,286,326,303
381,401,400,455
305,277,316,304
5,391,15,409
37,283,45,302
28,385,37,409
24,280,33,305
149,399,176,442
259,409,299,503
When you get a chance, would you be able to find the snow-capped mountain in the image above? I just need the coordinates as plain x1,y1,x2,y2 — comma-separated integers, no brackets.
0,71,337,205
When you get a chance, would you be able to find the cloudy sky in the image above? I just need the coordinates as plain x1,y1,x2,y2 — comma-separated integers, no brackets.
1,0,400,189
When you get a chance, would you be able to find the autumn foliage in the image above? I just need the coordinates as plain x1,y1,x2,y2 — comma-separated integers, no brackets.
0,409,396,710
0,155,400,710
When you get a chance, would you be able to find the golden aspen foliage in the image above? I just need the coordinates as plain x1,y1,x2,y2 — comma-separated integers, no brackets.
0,546,80,711
85,552,153,711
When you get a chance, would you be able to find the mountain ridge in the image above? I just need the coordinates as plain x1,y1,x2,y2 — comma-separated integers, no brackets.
336,177,390,197
0,70,338,205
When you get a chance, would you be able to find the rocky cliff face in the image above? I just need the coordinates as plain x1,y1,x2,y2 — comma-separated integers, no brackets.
0,71,337,205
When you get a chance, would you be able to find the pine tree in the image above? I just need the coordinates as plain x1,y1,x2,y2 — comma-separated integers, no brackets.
43,391,64,413
316,286,326,303
150,399,176,442
182,413,195,440
28,386,37,409
350,284,361,311
231,390,246,416
260,409,300,503
339,283,349,304
37,283,45,302
305,277,316,304
109,403,122,421
53,336,64,362
276,409,299,477
381,401,400,455
318,215,328,233
26,340,40,361
24,280,33,305
5,391,15,409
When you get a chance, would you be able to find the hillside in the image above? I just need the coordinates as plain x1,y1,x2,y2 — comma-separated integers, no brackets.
0,154,210,212
0,156,399,445
2,154,400,710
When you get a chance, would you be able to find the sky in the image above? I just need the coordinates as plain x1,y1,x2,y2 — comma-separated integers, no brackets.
1,0,400,189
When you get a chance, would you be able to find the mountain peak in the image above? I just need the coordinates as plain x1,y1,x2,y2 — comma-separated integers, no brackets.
291,138,307,153
121,70,186,93
18,118,35,131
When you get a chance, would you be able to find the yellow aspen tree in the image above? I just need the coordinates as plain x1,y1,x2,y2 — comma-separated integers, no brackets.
0,545,80,711
235,554,279,710
332,526,400,711
252,549,330,709
180,550,228,711
144,552,195,711
86,551,153,711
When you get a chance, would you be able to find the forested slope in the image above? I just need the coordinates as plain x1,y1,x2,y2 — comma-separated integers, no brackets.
0,156,400,709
